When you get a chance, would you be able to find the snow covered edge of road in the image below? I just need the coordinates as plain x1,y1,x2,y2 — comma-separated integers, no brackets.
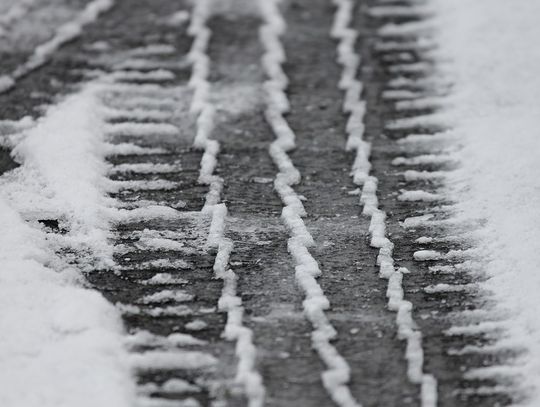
431,0,540,404
0,84,136,407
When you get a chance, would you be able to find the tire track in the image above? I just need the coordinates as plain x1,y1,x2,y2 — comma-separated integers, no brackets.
187,1,265,405
68,3,240,406
277,0,423,405
259,1,362,406
331,0,437,405
356,0,513,405
205,6,330,407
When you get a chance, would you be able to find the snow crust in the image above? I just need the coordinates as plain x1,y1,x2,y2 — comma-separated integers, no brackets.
431,0,540,403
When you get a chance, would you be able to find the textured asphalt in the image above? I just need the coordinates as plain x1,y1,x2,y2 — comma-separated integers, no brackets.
0,0,512,406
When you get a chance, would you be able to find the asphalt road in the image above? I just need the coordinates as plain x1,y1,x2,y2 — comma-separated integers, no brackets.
0,0,512,406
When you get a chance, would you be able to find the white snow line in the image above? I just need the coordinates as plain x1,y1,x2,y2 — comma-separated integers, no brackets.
423,283,476,294
386,113,449,131
398,190,443,202
129,350,217,371
186,2,265,405
136,397,201,407
117,303,193,318
137,379,201,396
402,170,449,182
387,62,433,75
378,20,434,38
106,179,178,192
331,1,437,406
374,39,436,53
392,153,457,166
103,142,168,156
136,290,194,304
367,5,434,19
447,340,523,356
259,1,360,406
103,106,173,122
444,321,510,337
109,162,181,175
128,44,176,57
114,58,188,71
382,89,425,101
463,366,523,382
110,69,176,82
105,122,179,138
0,0,115,93
394,97,446,112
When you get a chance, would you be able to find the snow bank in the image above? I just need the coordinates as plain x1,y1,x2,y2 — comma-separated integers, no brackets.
432,0,540,403
0,82,134,406
1,83,114,269
0,198,134,407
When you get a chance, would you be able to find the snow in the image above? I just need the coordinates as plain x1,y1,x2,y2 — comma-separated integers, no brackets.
139,273,189,285
398,190,443,202
129,44,176,57
103,142,168,156
367,5,433,19
392,154,456,166
1,83,114,269
430,0,540,403
135,236,186,252
258,1,360,405
138,378,201,394
118,303,193,318
107,179,178,192
413,250,442,262
403,170,448,182
0,191,134,407
137,398,201,407
111,69,176,82
137,290,194,304
129,350,217,371
185,320,208,331
106,122,179,138
109,162,181,174
104,107,173,121
125,331,206,348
